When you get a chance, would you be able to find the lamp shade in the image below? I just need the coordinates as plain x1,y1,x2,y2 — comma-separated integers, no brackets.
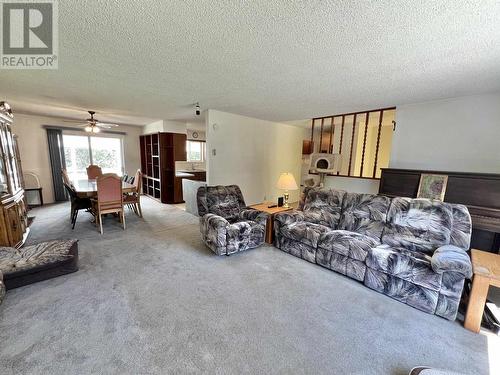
276,172,298,191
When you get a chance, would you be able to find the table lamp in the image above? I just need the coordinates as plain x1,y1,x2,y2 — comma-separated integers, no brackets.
276,172,298,208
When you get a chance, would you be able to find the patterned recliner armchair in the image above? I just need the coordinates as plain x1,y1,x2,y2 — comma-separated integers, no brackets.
275,187,473,320
197,185,269,255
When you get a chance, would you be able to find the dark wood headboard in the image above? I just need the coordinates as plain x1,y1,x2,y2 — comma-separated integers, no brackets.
379,168,500,253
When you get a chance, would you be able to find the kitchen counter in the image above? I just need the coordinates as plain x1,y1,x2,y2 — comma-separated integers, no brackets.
174,170,207,203
175,172,195,177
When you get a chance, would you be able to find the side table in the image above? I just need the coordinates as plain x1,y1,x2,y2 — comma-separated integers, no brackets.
464,249,500,333
249,202,296,244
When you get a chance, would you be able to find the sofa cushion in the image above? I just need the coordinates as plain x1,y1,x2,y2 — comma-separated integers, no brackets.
338,193,391,240
226,220,265,254
197,185,246,218
449,204,472,249
316,248,367,281
0,270,5,305
279,221,330,248
302,188,345,229
317,230,380,262
382,198,453,254
209,199,240,222
366,244,441,291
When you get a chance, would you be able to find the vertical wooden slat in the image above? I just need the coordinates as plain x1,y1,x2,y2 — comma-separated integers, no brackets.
310,119,314,143
359,113,370,177
338,115,345,175
319,118,324,152
372,111,384,178
348,114,357,176
339,116,345,153
329,116,334,153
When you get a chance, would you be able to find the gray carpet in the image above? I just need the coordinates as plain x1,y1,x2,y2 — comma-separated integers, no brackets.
0,198,496,374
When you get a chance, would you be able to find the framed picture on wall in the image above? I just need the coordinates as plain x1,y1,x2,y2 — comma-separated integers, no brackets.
417,174,449,201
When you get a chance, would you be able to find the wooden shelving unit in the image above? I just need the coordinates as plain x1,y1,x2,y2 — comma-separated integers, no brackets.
139,132,186,203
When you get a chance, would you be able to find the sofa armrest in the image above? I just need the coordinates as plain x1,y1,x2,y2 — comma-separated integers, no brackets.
202,213,230,230
239,209,269,226
200,214,230,255
274,210,305,227
431,245,472,279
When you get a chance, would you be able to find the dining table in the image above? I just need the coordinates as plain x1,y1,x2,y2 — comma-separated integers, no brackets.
72,178,135,198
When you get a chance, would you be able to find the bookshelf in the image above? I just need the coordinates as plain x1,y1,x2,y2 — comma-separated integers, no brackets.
139,132,186,203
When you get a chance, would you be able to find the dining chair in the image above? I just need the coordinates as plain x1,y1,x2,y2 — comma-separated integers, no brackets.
61,168,72,187
63,183,92,229
123,169,143,217
86,165,103,179
93,173,125,234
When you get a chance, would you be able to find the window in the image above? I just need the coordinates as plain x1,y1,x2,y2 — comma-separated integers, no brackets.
186,140,205,162
310,107,395,179
63,134,124,181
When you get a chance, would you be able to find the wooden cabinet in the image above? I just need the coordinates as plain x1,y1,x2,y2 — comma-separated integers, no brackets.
0,102,29,248
140,132,187,204
173,171,206,203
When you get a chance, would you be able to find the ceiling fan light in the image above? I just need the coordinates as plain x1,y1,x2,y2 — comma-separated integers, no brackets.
93,126,100,133
84,125,92,132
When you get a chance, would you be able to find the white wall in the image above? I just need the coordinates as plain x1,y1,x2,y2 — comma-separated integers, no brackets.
323,176,379,194
142,119,186,134
391,93,500,172
206,110,303,205
12,113,142,204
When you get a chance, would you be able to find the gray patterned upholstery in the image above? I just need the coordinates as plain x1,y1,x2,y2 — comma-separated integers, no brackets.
302,187,345,229
0,240,77,274
197,185,269,255
274,187,473,320
338,192,391,239
0,270,5,306
0,240,78,290
381,198,453,254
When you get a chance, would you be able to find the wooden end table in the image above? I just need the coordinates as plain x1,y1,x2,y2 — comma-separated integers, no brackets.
249,202,296,244
464,249,500,333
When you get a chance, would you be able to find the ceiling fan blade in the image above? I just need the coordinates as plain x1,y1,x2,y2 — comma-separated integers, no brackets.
64,119,87,123
96,122,119,128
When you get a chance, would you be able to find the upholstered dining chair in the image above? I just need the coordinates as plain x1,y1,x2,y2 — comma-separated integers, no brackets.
63,183,92,229
123,169,143,217
61,168,72,187
93,173,125,234
86,165,103,179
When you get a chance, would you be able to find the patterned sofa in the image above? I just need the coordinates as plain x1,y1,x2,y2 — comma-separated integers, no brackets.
274,187,473,320
197,185,269,256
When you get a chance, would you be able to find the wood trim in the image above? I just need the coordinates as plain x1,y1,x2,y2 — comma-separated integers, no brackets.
313,106,396,120
309,172,380,181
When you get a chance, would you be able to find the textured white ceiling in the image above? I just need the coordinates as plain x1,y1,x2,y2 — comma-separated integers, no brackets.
1,0,499,124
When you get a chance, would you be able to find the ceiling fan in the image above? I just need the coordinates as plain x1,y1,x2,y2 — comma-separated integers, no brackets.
64,110,119,133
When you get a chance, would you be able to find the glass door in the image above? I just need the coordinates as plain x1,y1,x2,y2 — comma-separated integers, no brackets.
90,137,123,175
63,135,91,182
63,134,124,182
